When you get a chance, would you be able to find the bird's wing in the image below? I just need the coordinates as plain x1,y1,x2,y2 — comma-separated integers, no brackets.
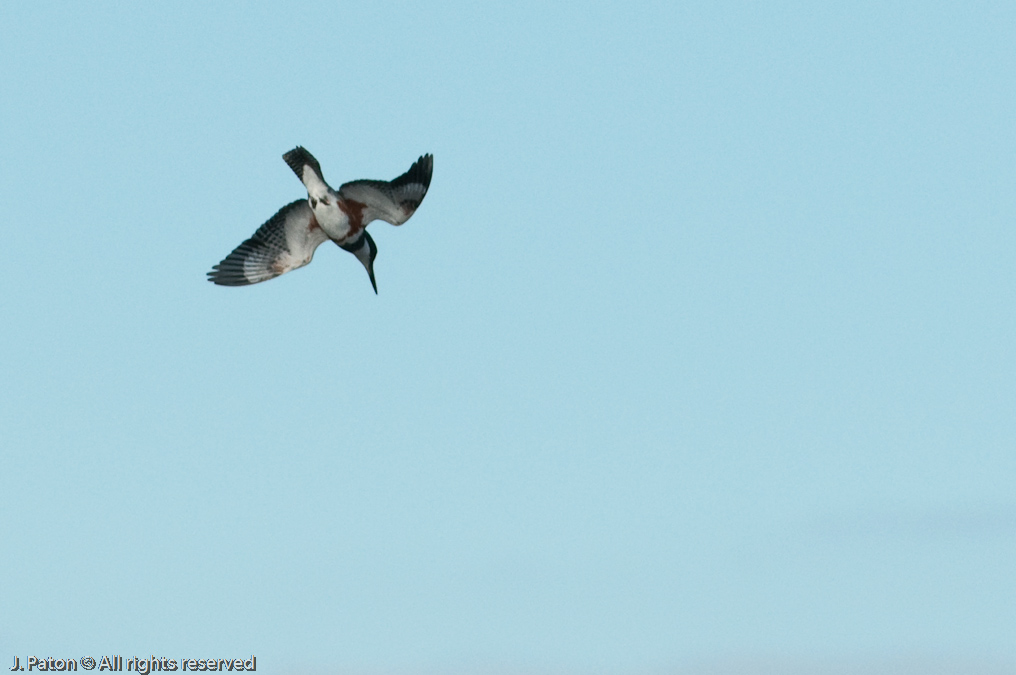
208,200,329,286
338,154,433,226
283,146,331,200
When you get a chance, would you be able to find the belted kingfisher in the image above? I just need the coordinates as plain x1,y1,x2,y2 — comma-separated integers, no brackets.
208,147,433,292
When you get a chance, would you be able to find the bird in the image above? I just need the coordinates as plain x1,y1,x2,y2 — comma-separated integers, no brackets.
208,147,433,293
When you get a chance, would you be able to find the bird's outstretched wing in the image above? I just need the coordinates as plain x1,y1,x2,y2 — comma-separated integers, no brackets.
282,146,324,184
283,146,330,200
338,154,433,227
208,200,328,286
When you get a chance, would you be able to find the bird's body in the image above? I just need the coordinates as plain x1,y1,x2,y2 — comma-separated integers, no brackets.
208,147,433,292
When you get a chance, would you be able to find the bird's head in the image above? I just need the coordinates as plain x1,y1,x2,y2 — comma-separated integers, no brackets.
343,231,378,294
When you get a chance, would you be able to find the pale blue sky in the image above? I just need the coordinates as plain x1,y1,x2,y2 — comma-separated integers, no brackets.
1,1,1014,673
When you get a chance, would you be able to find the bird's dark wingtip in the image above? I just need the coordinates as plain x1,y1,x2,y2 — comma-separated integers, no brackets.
282,146,323,181
393,153,433,192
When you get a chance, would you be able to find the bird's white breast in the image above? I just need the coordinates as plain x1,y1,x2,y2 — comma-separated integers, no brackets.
312,198,353,242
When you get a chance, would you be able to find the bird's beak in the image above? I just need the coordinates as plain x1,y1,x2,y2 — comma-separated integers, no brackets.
350,230,379,295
